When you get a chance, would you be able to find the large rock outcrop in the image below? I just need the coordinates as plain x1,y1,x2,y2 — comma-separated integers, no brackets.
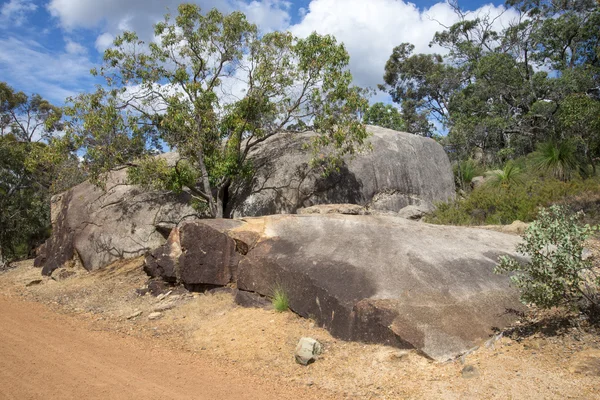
227,125,455,217
35,165,198,276
145,215,525,361
35,126,455,274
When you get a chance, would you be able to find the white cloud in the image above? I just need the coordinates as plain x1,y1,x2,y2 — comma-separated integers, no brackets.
0,36,94,104
39,0,521,108
0,0,37,26
95,32,114,53
65,39,87,54
290,0,519,90
47,0,293,39
235,0,291,32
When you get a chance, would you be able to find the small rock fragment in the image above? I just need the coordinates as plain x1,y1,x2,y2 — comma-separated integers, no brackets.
148,312,163,320
51,268,76,281
461,365,480,379
235,290,272,309
153,301,177,312
26,279,43,287
127,311,142,319
148,280,168,296
295,337,322,366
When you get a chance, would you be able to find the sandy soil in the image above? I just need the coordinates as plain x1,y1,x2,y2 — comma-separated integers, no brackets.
1,257,599,399
0,295,328,400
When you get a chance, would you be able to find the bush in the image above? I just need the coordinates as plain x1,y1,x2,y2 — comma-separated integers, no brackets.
533,140,581,181
495,205,599,312
454,159,482,190
426,153,600,226
485,163,523,189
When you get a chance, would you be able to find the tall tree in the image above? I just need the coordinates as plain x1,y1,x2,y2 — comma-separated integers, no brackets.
363,102,405,131
381,0,600,166
0,83,65,263
65,4,369,218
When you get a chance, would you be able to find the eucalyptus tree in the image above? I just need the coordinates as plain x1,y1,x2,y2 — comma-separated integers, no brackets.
0,83,65,262
363,102,405,131
380,0,600,166
65,4,369,218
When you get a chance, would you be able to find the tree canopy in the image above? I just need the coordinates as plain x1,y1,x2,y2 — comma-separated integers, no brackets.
363,102,405,131
0,83,66,263
63,4,369,218
380,0,600,168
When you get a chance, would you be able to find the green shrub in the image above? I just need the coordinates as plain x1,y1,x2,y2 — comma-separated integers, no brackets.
454,159,482,190
426,152,600,226
485,163,523,189
495,205,599,312
533,140,581,181
272,286,289,312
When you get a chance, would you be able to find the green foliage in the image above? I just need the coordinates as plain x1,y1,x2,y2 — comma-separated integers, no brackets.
0,83,73,263
454,159,481,190
495,205,599,312
486,163,523,189
381,0,600,166
380,43,458,136
363,102,405,131
0,82,63,140
272,286,289,312
427,154,600,226
0,135,50,261
65,4,369,218
533,140,581,181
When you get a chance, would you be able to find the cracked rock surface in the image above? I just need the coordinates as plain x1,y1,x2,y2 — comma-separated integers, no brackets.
145,215,525,361
35,165,198,275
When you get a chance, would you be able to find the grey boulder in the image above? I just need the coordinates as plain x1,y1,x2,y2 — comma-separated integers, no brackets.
145,214,525,361
35,165,198,276
227,125,455,217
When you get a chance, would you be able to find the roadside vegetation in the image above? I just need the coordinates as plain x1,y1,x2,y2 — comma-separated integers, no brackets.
425,151,600,226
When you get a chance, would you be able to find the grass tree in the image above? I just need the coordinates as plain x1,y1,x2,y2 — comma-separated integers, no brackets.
533,140,581,181
63,4,369,218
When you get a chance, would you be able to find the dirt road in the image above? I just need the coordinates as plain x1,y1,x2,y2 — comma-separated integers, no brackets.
0,295,327,400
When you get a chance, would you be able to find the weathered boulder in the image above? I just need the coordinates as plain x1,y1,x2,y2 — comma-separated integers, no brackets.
146,214,525,361
396,205,430,220
227,125,455,217
35,165,198,276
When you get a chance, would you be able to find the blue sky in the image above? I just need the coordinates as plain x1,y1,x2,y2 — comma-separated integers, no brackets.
0,0,513,106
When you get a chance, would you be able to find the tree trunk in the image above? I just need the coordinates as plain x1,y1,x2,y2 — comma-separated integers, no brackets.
196,149,217,217
214,201,224,218
214,180,230,219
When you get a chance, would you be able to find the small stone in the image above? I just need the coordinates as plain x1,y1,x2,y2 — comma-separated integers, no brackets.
485,333,503,349
51,268,76,281
295,337,322,366
461,365,480,379
156,290,173,301
26,279,43,287
148,312,163,320
154,302,176,312
127,310,143,319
